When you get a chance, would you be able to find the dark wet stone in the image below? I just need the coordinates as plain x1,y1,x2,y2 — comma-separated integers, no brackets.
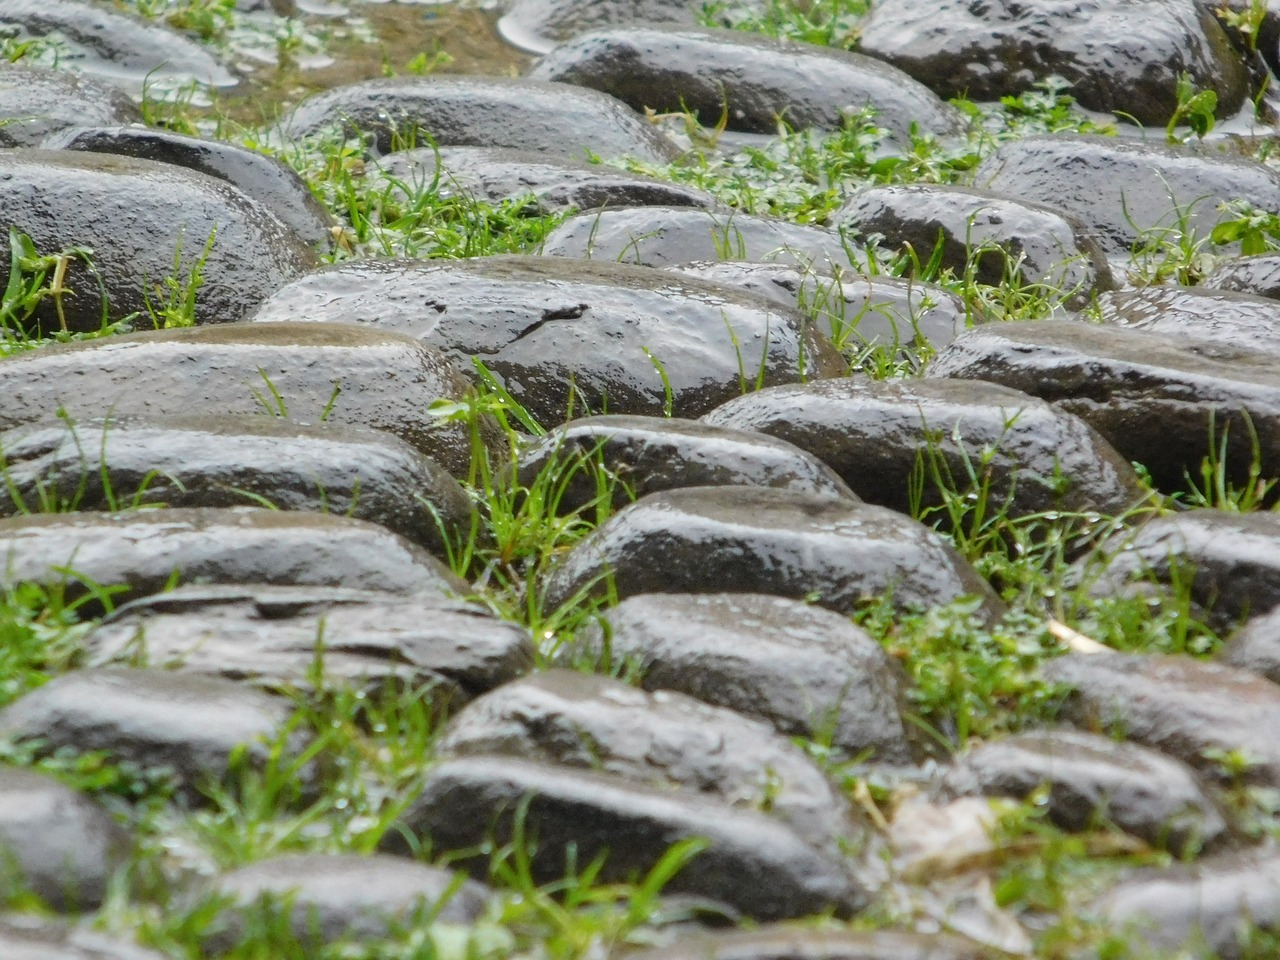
279,76,679,163
0,916,169,960
0,416,472,556
1099,286,1280,354
859,0,1247,126
1208,0,1280,74
44,126,335,249
836,184,1113,308
499,0,763,54
973,135,1280,258
0,669,307,801
529,27,962,146
925,320,1280,494
703,377,1144,520
1077,510,1280,633
936,729,1229,855
374,146,716,214
670,263,972,357
0,150,313,332
624,927,993,960
541,486,1001,619
0,509,467,615
572,593,919,763
1097,849,1280,959
1045,651,1280,787
384,756,866,921
0,0,238,95
252,257,843,426
201,854,491,953
0,767,130,911
539,207,861,271
1205,251,1280,299
0,65,140,148
1223,605,1280,683
437,670,857,849
85,585,532,699
518,415,856,512
0,323,488,478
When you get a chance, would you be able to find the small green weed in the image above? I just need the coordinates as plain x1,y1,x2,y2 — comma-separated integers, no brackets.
1176,411,1279,512
427,361,626,646
0,30,68,66
988,793,1165,959
861,599,1069,750
1166,72,1219,142
1125,188,1221,285
0,580,96,709
0,226,119,346
1211,198,1280,254
1217,0,1270,52
968,76,1117,140
128,0,237,42
143,226,216,329
701,0,868,48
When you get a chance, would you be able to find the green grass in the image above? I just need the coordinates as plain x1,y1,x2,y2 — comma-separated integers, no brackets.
6,5,1280,958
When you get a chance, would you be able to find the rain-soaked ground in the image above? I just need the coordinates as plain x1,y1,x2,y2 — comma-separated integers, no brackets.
217,1,534,122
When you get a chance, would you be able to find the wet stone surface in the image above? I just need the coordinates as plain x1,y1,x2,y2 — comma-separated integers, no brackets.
571,592,919,763
1223,604,1280,683
373,146,716,214
1098,285,1280,354
859,0,1247,125
517,415,856,512
935,729,1231,855
0,65,141,148
1205,251,1280,298
540,486,1002,619
837,184,1113,309
0,509,467,615
539,206,863,271
384,755,868,921
0,416,473,556
0,0,238,96
0,323,490,478
0,150,314,332
0,669,308,802
0,915,171,960
1045,651,1280,788
1212,0,1280,75
669,263,972,357
44,126,335,249
278,76,680,163
622,928,993,960
703,377,1145,520
252,256,844,425
529,27,962,146
499,0,763,54
0,768,130,912
201,855,492,953
436,670,858,850
973,135,1280,259
925,319,1280,494
1078,509,1280,633
84,585,532,699
1095,848,1280,959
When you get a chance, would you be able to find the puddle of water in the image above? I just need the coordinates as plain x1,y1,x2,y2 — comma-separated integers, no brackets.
220,1,534,124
